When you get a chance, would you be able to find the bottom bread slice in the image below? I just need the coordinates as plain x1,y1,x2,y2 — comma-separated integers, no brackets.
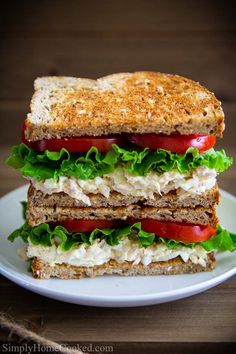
31,253,216,279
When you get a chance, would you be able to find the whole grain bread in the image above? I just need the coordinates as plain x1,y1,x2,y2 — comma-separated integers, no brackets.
27,202,218,228
25,72,224,141
31,253,216,279
28,184,220,209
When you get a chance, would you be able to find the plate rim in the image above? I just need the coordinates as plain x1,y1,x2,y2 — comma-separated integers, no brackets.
0,185,236,305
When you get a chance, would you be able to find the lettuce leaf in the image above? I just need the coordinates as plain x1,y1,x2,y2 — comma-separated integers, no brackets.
6,143,232,181
201,225,236,252
8,222,236,253
8,221,155,250
6,143,118,180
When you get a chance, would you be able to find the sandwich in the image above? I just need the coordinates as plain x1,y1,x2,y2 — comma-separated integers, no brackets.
6,72,235,279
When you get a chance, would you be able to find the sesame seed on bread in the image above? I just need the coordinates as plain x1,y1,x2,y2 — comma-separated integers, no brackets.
25,72,224,141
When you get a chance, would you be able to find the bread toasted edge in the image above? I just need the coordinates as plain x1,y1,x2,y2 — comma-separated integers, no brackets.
31,253,216,279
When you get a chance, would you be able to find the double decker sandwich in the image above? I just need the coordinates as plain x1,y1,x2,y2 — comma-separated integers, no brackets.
7,72,235,279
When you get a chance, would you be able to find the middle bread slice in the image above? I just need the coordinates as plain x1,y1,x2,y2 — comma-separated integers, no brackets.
27,185,219,228
28,184,219,209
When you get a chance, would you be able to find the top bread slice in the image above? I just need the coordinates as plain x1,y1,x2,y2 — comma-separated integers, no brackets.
25,72,224,141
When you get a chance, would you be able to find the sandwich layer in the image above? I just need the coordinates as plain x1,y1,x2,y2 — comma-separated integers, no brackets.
27,238,211,267
28,184,220,209
27,204,218,227
25,72,224,141
31,254,216,279
28,165,218,207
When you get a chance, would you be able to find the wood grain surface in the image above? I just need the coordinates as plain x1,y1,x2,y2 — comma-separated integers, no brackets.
0,0,236,352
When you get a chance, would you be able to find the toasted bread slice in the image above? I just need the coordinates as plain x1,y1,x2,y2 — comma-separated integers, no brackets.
27,202,218,228
28,184,220,209
31,253,216,279
25,72,224,141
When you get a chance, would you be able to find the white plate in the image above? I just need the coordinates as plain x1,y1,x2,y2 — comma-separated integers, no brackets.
0,185,236,307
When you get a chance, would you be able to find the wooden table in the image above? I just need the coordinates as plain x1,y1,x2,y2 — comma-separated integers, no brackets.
1,1,236,352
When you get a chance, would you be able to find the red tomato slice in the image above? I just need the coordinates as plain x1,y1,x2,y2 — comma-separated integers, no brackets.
22,122,125,152
22,121,215,154
128,219,216,243
128,134,216,153
57,219,125,233
23,136,125,153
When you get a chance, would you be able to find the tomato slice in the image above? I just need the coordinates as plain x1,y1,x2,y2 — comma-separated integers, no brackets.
22,136,126,153
22,123,125,152
22,121,215,154
128,134,216,153
57,218,216,242
128,219,216,243
56,219,125,233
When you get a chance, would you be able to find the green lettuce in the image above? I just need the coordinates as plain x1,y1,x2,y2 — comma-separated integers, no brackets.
6,143,118,180
113,145,232,176
6,143,232,181
8,222,236,253
8,222,155,251
201,225,236,252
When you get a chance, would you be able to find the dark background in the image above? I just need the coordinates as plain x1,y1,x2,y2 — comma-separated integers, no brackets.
0,1,236,352
1,0,236,143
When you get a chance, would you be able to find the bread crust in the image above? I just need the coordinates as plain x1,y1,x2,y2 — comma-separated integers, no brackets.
28,184,220,209
25,72,224,140
31,253,216,279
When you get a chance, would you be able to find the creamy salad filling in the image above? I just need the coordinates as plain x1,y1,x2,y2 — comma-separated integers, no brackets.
30,166,217,206
26,237,209,267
